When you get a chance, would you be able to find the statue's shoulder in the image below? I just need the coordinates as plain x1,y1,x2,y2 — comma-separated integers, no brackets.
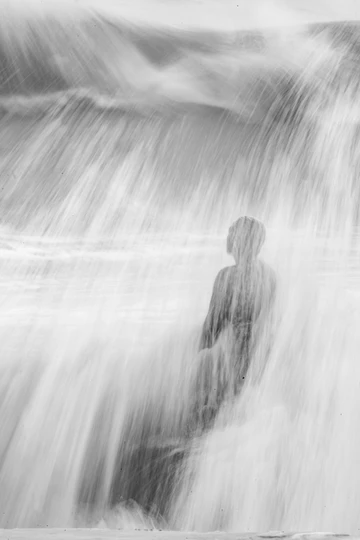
258,260,277,292
217,265,236,280
213,266,235,291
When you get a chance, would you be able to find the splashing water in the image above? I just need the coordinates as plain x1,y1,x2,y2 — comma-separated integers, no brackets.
1,0,360,533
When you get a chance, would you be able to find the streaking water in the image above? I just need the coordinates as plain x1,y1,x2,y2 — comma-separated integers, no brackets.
0,0,360,533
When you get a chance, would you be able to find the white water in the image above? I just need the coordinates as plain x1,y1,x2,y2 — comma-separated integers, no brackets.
0,0,360,534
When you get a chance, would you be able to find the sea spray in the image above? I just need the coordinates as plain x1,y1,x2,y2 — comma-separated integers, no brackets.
0,1,359,532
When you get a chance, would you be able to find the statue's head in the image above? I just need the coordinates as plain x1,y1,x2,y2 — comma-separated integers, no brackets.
226,216,266,263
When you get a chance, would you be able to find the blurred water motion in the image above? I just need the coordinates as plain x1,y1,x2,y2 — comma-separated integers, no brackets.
0,1,359,533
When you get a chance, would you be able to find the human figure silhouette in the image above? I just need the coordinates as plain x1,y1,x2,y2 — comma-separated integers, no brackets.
200,216,276,350
192,216,276,432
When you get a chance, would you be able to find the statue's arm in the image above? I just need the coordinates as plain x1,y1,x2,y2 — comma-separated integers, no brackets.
199,269,227,351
